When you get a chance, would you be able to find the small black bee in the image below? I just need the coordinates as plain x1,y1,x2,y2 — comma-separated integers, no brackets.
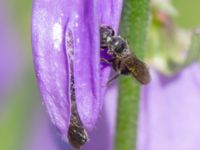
100,26,151,85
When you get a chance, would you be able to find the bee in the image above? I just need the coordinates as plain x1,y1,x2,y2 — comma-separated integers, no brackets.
100,26,151,85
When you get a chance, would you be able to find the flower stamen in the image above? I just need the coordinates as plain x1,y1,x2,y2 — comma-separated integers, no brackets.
66,30,88,150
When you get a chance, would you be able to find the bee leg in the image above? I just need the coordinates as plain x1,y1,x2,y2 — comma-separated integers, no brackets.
107,74,120,85
100,58,114,64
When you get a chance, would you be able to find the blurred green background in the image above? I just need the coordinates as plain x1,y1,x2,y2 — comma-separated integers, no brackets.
0,0,200,150
173,0,200,28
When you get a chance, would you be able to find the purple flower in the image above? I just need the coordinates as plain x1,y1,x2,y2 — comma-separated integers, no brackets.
26,84,118,150
137,63,200,150
31,0,123,144
0,1,23,100
26,63,200,150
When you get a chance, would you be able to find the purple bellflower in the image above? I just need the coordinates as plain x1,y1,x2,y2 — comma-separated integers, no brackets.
31,0,200,149
0,1,23,101
26,84,118,150
138,63,200,150
31,0,123,146
26,64,200,150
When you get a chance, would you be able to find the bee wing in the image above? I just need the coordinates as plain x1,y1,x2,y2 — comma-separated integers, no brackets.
125,55,151,85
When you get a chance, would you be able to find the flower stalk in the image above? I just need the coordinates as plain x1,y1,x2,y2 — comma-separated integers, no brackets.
115,0,149,149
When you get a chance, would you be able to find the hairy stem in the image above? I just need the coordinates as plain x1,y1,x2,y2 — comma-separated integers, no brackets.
115,0,149,150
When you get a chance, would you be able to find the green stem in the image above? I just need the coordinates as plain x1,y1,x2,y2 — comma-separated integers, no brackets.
115,0,149,150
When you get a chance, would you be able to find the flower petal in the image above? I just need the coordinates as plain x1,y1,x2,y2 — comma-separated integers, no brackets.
138,64,200,150
74,0,123,129
32,0,72,138
0,1,23,98
98,0,123,96
69,0,100,130
32,0,124,135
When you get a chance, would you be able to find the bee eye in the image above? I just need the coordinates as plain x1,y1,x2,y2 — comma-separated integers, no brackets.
100,26,114,38
100,26,115,48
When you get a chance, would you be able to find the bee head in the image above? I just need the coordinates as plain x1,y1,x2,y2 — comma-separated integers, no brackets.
100,26,115,48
